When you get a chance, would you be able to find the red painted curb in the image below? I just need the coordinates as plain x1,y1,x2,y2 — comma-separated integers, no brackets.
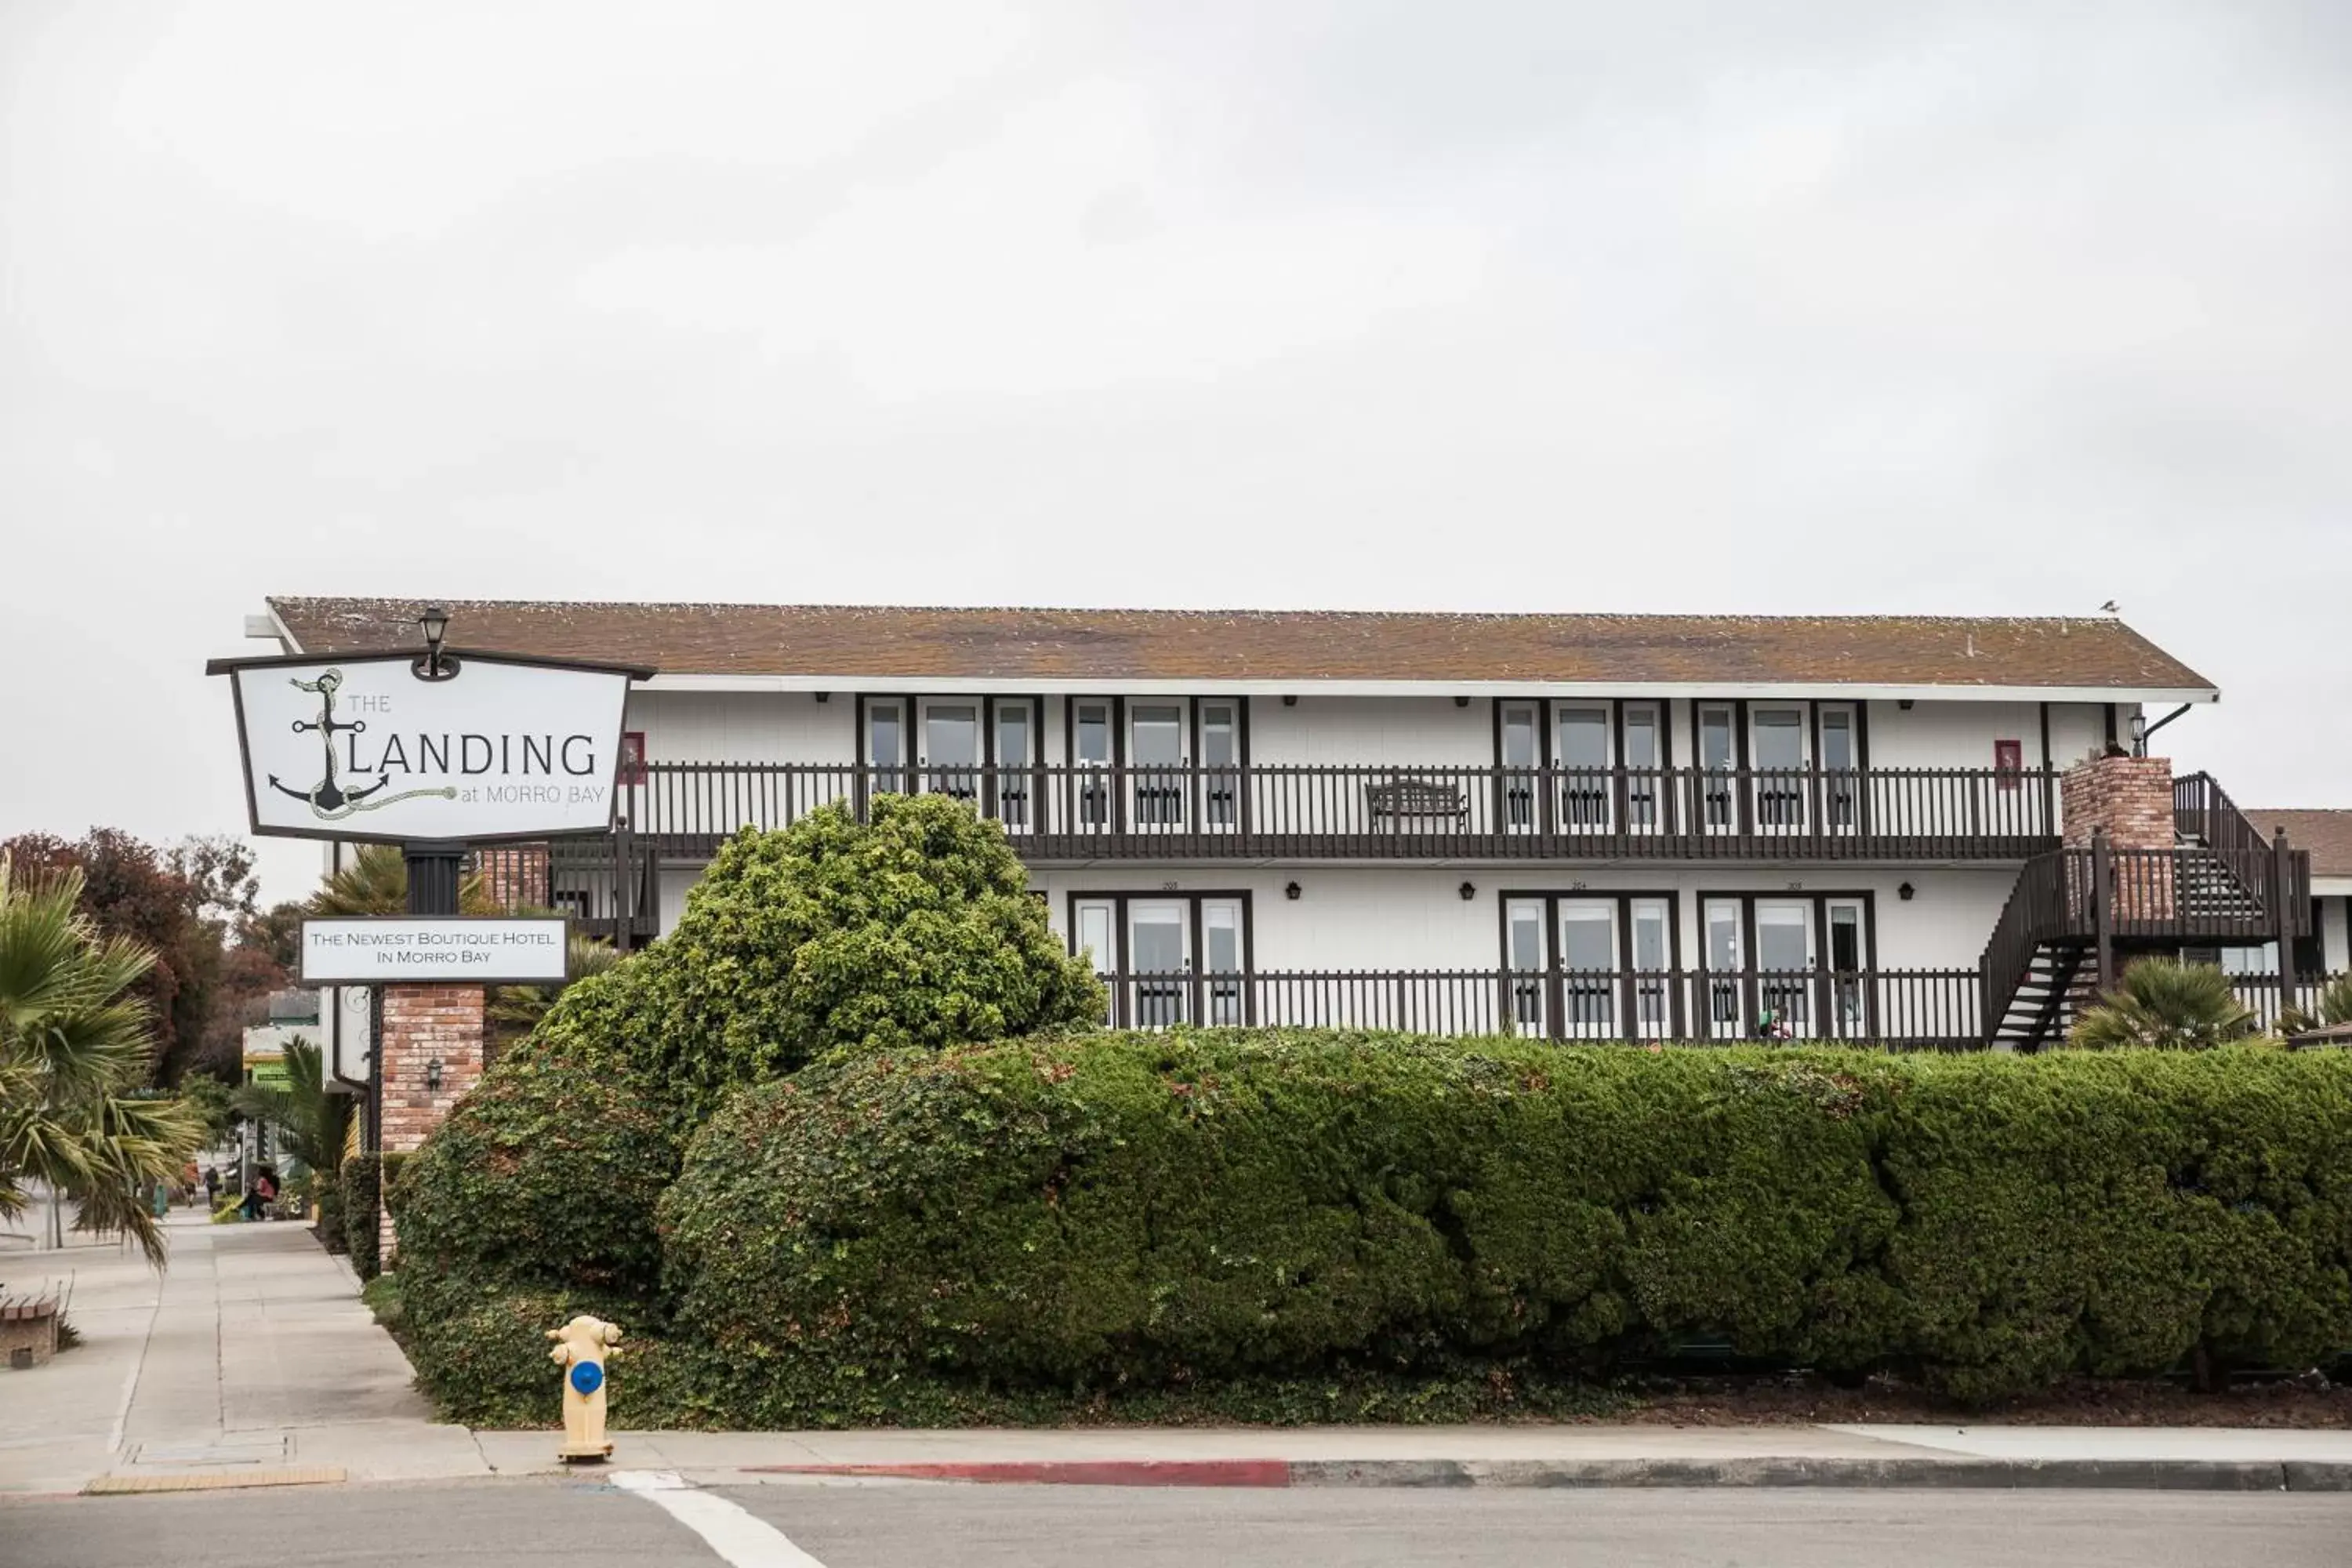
744,1459,1294,1488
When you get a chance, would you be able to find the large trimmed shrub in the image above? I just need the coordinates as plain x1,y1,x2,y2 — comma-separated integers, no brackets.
394,800,1103,1355
648,1036,2352,1417
396,1033,679,1301
634,796,1103,1126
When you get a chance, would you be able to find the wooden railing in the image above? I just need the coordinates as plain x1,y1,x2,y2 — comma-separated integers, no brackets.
597,761,2060,861
1978,837,2314,1042
1089,967,1984,1047
2230,974,2348,1033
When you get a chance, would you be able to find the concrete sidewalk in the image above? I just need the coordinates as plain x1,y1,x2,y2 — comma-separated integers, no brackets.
0,1208,485,1497
8,1215,2352,1497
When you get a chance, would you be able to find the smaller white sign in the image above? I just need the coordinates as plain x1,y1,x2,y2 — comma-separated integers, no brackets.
299,917,571,985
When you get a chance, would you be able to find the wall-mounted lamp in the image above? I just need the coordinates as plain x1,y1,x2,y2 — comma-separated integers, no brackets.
1897,699,1915,710
1897,882,1916,902
1283,695,1298,707
426,1057,445,1091
415,603,455,681
1284,880,1302,901
1458,881,1476,901
814,691,831,703
1454,695,1470,708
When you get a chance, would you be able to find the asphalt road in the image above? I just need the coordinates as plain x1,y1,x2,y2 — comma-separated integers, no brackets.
8,1478,2351,1567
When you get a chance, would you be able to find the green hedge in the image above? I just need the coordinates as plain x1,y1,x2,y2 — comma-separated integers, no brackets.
314,1169,346,1255
343,1156,382,1279
395,1034,681,1301
648,1036,2352,1414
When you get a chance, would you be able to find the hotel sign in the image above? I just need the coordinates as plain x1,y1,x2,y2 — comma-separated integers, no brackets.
299,916,572,985
210,649,650,844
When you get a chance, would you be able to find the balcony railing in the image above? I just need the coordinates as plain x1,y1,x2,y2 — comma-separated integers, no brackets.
1089,967,1985,1048
603,762,2059,861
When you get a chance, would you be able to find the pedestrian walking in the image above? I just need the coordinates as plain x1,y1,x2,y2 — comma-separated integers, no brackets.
201,1165,219,1210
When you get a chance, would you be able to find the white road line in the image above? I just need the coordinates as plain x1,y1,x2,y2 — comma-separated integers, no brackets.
612,1470,831,1568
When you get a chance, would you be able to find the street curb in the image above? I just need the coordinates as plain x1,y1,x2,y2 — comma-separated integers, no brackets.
747,1457,2352,1491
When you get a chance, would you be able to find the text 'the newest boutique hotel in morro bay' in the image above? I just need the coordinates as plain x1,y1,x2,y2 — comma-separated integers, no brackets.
252,599,2350,1051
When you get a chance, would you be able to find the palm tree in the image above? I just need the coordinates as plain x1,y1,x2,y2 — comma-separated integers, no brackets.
0,855,203,1264
485,934,622,1051
229,1038,349,1192
308,844,495,916
2067,957,2258,1050
2277,973,2352,1037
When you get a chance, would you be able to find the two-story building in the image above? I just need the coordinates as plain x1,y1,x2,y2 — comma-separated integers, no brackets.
257,598,2329,1050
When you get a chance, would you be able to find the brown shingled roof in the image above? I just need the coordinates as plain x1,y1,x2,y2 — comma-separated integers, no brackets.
2245,811,2352,879
266,598,2216,692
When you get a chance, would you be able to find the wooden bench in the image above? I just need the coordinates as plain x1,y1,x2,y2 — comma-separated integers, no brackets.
1367,779,1468,828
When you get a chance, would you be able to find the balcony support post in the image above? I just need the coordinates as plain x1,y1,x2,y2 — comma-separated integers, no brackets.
2274,827,2296,991
2091,826,2115,996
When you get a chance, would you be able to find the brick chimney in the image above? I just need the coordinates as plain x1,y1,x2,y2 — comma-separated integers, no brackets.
2061,753,2176,928
2060,753,2174,851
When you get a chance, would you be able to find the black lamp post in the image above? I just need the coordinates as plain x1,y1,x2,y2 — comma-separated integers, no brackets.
417,603,452,680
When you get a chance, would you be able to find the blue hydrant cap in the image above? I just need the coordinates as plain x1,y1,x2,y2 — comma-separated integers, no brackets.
570,1362,604,1396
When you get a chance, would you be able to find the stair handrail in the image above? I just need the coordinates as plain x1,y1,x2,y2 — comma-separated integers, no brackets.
2174,770,2296,928
1976,849,2082,1044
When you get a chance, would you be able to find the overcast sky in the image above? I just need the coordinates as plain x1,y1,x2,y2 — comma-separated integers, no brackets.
2,2,2347,904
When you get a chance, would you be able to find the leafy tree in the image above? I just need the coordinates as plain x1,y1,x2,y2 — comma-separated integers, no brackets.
2068,958,2259,1050
0,830,281,1085
230,1037,350,1186
242,902,307,972
0,855,204,1263
176,1072,238,1145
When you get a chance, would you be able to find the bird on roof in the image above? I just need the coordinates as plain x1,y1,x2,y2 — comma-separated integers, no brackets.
2099,600,2119,613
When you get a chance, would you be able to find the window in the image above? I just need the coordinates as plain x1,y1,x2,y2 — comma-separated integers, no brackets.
866,701,905,796
1558,901,1617,1033
1993,738,2023,790
1698,706,1736,829
1200,702,1240,828
1698,892,1876,1040
1507,900,1546,1033
1500,702,1540,830
617,731,647,787
1820,706,1857,828
1131,704,1185,827
1501,891,1678,1040
921,702,979,800
1622,703,1661,829
994,702,1033,829
1751,709,1806,829
1070,891,1252,1029
1557,707,1610,828
1073,701,1112,828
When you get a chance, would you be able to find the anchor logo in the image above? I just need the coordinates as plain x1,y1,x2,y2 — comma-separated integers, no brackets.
267,669,456,821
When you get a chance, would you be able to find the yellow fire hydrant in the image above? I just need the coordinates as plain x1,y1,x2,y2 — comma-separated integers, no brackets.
546,1315,622,1462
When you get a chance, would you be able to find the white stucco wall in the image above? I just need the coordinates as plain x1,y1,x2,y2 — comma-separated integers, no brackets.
626,691,852,764
1247,696,1494,768
1018,863,2016,975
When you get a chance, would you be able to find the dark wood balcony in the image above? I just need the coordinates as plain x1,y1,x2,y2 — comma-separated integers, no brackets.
599,761,2060,863
1089,965,1986,1048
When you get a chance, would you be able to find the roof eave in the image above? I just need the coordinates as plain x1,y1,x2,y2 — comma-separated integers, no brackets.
634,672,2220,703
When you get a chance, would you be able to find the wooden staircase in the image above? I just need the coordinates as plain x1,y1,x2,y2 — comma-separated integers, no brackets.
1986,939,2097,1048
1976,796,2309,1051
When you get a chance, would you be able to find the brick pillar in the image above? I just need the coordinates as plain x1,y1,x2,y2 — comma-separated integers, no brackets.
2060,754,2176,926
376,983,485,1264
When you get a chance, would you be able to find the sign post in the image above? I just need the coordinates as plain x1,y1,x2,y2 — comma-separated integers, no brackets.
210,628,652,1261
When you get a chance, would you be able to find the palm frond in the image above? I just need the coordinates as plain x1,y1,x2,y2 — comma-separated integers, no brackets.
2068,958,2257,1050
